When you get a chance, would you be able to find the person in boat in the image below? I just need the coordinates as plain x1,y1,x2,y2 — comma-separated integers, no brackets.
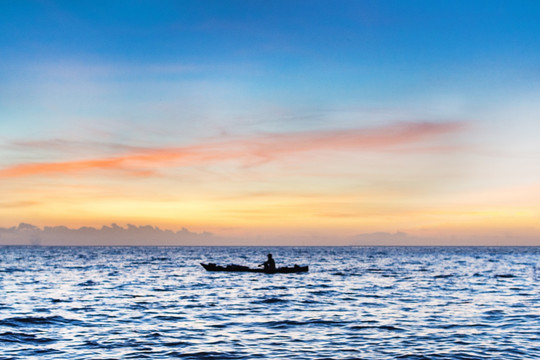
261,253,276,271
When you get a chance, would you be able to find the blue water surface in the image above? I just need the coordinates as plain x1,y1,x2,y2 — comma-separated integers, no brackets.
0,246,539,359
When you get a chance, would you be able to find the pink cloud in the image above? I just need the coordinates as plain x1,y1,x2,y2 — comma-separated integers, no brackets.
0,121,465,178
248,121,465,157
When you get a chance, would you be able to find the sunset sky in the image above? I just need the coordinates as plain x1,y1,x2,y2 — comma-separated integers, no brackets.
1,1,540,245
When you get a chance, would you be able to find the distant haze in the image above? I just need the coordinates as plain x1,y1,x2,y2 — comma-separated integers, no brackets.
0,224,537,246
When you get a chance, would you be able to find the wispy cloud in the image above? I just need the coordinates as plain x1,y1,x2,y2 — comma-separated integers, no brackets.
0,200,40,209
7,139,145,153
0,121,465,178
11,60,242,82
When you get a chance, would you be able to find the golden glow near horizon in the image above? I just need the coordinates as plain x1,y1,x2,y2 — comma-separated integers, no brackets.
1,128,539,243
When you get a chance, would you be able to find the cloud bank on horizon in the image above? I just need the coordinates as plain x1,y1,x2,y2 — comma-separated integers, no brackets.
0,223,214,246
1,1,540,245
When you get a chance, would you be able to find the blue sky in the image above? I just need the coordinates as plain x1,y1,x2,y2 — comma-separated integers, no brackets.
2,0,539,143
3,1,539,98
1,1,540,244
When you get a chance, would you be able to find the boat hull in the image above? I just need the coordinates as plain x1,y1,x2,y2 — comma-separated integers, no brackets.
200,263,308,274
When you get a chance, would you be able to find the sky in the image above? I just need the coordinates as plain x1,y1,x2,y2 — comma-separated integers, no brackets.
1,1,540,245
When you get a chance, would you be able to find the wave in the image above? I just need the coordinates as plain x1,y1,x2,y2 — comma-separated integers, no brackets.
349,324,407,331
263,319,348,328
252,297,289,304
0,331,56,344
165,351,250,359
495,274,516,278
0,315,86,328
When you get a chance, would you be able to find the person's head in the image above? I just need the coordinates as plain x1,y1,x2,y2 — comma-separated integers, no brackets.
267,253,273,259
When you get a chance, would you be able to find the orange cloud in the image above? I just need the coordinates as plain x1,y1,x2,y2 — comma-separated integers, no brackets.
0,121,464,178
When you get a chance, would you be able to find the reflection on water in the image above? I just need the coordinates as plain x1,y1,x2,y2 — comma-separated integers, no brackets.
0,246,539,359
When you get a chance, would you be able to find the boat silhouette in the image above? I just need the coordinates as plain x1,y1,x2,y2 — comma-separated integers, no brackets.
200,263,308,274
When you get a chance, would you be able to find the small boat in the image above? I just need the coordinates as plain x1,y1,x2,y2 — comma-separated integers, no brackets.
200,263,309,274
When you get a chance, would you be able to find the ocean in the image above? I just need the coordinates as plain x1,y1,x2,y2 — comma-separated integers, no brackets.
0,246,539,359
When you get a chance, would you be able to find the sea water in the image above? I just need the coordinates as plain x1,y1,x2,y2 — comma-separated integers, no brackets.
0,246,539,359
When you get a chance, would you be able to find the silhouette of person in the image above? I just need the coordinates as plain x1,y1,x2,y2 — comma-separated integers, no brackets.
262,253,276,271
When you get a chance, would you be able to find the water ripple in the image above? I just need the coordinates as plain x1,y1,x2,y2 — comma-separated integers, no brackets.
0,246,538,359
